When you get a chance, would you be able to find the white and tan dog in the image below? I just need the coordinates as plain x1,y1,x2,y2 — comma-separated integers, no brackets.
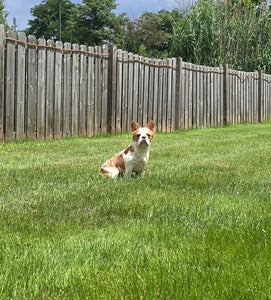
99,121,155,178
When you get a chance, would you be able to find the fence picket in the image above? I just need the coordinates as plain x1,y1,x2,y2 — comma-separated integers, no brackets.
72,43,79,136
63,42,71,136
0,25,4,140
16,32,26,139
54,41,63,138
27,35,37,139
46,39,55,139
6,31,16,140
87,46,94,136
37,38,46,139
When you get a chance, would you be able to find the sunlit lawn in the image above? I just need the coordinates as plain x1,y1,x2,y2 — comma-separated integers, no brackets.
0,123,270,299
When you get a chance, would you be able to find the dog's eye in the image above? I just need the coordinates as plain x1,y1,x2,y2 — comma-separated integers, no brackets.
137,134,140,138
147,134,151,138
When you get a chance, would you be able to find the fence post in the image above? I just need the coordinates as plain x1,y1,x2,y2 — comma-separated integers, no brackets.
175,57,182,130
107,44,117,133
258,70,262,123
0,24,4,141
223,64,229,126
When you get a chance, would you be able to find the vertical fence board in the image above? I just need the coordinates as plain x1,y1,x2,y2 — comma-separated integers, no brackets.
102,44,109,134
171,58,177,132
5,31,16,140
162,60,167,132
37,38,46,139
27,35,37,139
94,46,102,135
79,44,87,136
122,51,128,132
138,56,144,126
128,52,134,127
132,54,139,123
143,57,149,126
71,43,79,136
87,46,94,136
46,40,55,139
16,32,26,139
54,41,63,138
167,59,172,132
107,45,117,134
148,58,154,123
157,60,163,132
63,42,71,136
0,25,4,140
116,50,122,134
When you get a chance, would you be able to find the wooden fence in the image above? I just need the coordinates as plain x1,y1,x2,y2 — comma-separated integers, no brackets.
0,24,271,141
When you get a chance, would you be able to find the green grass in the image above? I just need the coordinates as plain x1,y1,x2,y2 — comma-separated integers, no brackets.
0,123,271,299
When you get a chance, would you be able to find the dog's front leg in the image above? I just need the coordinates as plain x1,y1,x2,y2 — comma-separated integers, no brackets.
125,166,133,178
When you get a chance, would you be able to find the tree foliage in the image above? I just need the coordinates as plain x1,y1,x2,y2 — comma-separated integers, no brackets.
26,0,127,46
123,9,182,58
26,0,75,41
0,0,9,30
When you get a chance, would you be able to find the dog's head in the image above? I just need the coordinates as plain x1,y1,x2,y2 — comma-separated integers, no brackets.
131,120,155,148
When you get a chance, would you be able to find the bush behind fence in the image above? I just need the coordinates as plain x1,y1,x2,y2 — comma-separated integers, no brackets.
0,24,271,141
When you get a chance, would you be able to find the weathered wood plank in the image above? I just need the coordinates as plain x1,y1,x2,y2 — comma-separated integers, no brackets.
148,58,154,123
37,38,46,139
157,60,163,132
63,42,71,136
16,32,26,139
107,44,117,134
153,59,159,126
102,44,109,134
127,52,134,127
0,25,4,141
162,60,167,133
79,44,87,136
46,39,55,139
122,51,128,132
116,49,122,134
132,54,139,123
94,46,102,135
54,40,63,138
87,46,94,136
5,31,16,140
143,57,150,126
167,58,172,132
27,35,37,139
138,56,144,126
71,43,79,136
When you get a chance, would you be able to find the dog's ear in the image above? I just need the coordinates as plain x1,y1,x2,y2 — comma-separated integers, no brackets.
131,121,140,132
146,120,155,132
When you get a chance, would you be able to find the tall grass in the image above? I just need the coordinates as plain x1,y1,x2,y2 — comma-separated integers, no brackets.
171,0,271,73
0,123,271,299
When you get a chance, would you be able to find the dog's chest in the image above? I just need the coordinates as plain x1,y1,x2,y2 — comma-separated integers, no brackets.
123,149,149,172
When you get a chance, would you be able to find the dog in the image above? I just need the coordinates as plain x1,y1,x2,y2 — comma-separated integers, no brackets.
99,121,155,178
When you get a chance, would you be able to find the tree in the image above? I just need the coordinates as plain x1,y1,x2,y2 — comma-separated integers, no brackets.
74,0,128,46
0,0,9,30
123,9,183,58
26,0,76,41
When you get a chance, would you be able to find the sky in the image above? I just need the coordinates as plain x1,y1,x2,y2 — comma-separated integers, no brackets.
4,0,180,31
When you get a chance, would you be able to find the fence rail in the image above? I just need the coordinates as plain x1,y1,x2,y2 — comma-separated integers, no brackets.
0,24,271,141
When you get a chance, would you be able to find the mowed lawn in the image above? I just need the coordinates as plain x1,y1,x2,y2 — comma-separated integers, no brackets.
0,123,270,299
